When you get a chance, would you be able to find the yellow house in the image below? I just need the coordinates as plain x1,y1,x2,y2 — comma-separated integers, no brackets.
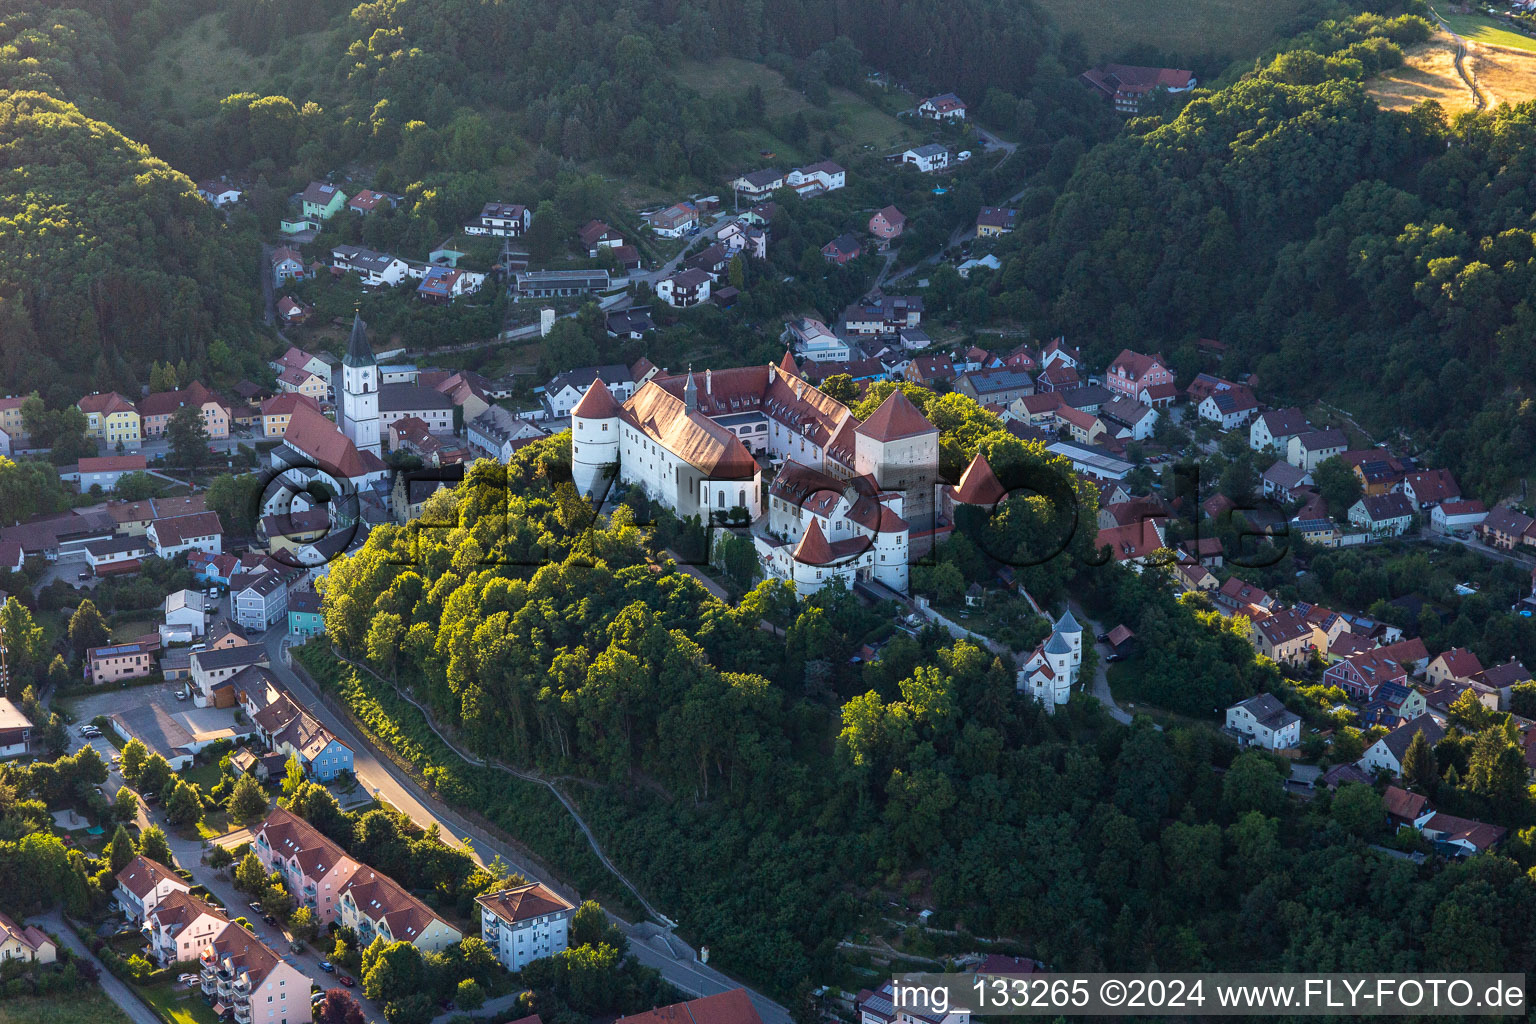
260,507,329,555
276,366,331,403
77,392,142,447
0,911,56,964
0,396,26,443
260,393,321,438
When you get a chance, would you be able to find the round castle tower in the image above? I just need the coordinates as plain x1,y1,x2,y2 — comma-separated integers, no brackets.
570,378,621,500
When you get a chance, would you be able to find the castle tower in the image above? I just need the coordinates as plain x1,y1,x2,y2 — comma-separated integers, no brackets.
570,378,622,500
1043,631,1074,703
854,389,939,542
340,312,381,456
871,504,910,593
1054,608,1083,673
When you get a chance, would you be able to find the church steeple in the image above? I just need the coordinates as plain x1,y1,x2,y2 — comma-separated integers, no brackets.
683,367,698,411
343,310,375,368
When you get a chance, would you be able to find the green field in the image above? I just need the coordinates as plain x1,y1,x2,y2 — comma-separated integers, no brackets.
1035,0,1321,60
138,979,222,1024
673,58,920,159
134,13,341,119
0,991,133,1024
1438,10,1536,52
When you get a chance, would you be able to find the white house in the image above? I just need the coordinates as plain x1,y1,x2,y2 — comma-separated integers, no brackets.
467,406,547,461
1249,408,1310,452
901,144,950,173
197,181,242,207
115,856,191,923
916,92,967,120
1348,493,1415,537
1198,387,1258,429
655,268,712,308
1430,499,1487,534
331,245,411,288
163,589,208,637
0,698,32,758
476,882,575,971
233,572,289,632
464,202,530,237
786,161,846,195
783,318,850,363
1360,716,1445,775
142,891,228,967
1225,694,1301,750
1288,429,1347,472
147,512,223,559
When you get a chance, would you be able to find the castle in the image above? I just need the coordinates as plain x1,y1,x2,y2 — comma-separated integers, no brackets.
571,354,940,595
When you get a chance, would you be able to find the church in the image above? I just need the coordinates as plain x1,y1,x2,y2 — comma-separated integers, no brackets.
570,354,941,595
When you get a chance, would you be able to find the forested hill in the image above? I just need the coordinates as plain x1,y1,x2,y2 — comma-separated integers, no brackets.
0,90,257,400
1004,9,1536,497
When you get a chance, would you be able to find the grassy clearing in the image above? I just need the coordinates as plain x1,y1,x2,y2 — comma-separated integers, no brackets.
110,619,158,642
1467,41,1536,105
0,990,133,1024
1368,32,1478,113
673,58,919,158
1439,11,1536,53
138,979,222,1024
134,13,342,120
1035,0,1320,61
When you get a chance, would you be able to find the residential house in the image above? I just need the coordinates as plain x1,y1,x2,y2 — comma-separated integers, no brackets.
716,220,766,259
270,347,331,386
839,294,923,337
1094,517,1167,565
251,692,353,781
1251,609,1315,667
287,591,325,639
957,254,1002,278
347,189,399,215
1427,648,1483,688
233,572,289,632
656,268,713,307
786,161,846,195
115,855,190,923
164,589,209,638
1174,559,1218,594
468,406,548,462
975,207,1017,237
1418,812,1506,857
275,297,312,326
1474,659,1532,710
1041,339,1080,370
1401,469,1460,509
197,181,242,207
1099,396,1158,440
416,267,485,303
388,416,469,468
1055,405,1106,445
339,868,462,953
0,699,32,758
1477,506,1533,551
139,382,230,439
1198,385,1258,429
1249,408,1310,453
148,512,223,559
275,365,329,403
646,203,698,238
252,807,362,925
783,318,850,363
1081,64,1197,114
89,639,158,684
1287,429,1348,472
578,220,623,255
197,921,313,1024
1359,716,1445,775
1364,680,1428,726
1225,694,1301,750
917,92,967,120
378,383,455,437
191,644,270,708
904,354,955,388
476,882,575,971
0,911,55,964
331,245,412,289
618,992,763,1024
1431,499,1487,535
953,368,1035,407
260,394,321,439
821,233,862,265
730,169,785,200
1035,364,1080,393
858,979,969,1024
1325,645,1412,701
685,243,731,281
1214,577,1275,618
901,144,950,173
142,891,228,967
1262,460,1313,502
1348,493,1415,537
73,454,148,492
1382,785,1430,828
464,202,530,237
78,392,142,447
607,309,657,341
869,205,906,240
1104,350,1173,403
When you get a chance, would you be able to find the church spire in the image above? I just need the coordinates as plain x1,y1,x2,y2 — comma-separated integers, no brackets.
683,367,698,411
343,310,375,368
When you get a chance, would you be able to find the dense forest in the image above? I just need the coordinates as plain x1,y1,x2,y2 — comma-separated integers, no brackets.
308,419,1536,1004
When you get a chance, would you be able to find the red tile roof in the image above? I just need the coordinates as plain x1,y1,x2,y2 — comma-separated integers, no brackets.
281,404,386,480
571,378,622,418
615,989,763,1024
476,881,574,926
951,452,1007,506
78,391,137,416
260,393,321,417
80,454,147,473
856,389,935,443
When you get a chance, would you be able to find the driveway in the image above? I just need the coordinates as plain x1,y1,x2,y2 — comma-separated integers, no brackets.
1069,602,1134,725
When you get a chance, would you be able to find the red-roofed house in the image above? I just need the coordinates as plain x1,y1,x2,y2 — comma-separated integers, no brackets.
869,206,906,240
1105,350,1173,402
617,990,765,1024
1081,64,1197,114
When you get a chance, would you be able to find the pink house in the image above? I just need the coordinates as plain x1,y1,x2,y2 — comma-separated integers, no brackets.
252,806,362,925
868,206,906,240
1105,349,1173,401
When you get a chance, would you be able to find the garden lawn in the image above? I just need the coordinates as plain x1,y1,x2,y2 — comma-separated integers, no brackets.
0,990,132,1024
138,978,223,1024
1439,10,1536,52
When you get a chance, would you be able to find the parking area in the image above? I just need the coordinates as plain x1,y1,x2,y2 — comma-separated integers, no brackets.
65,679,186,725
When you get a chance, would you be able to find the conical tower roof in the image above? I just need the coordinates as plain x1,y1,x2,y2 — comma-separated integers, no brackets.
792,518,836,566
951,451,1007,506
856,388,935,442
1055,607,1081,634
778,351,799,377
343,311,375,368
572,378,622,418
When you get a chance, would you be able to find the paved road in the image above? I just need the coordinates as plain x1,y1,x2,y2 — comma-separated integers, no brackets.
629,213,737,286
1414,529,1535,569
256,632,793,1024
61,723,390,1021
40,908,161,1024
1069,602,1135,725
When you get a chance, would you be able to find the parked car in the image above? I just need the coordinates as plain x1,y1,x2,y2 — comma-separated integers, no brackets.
339,975,356,988
248,902,261,913
318,961,335,973
262,915,279,927
141,792,158,804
